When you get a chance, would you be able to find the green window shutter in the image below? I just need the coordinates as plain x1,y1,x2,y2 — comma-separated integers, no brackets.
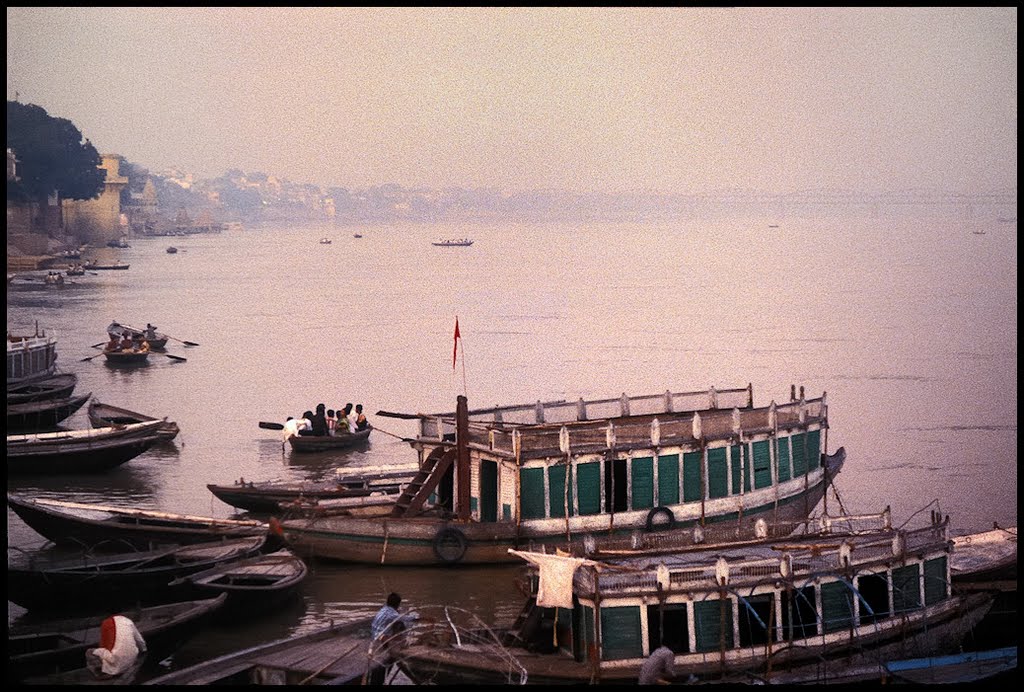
693,599,734,652
707,447,728,499
752,441,772,489
577,462,602,516
548,465,574,518
631,456,654,510
479,460,498,522
790,433,807,476
807,429,821,470
657,454,680,505
893,564,922,613
730,445,742,496
820,581,854,632
520,467,546,520
683,451,703,502
502,504,512,520
599,606,643,660
579,604,596,662
924,556,949,605
776,438,791,483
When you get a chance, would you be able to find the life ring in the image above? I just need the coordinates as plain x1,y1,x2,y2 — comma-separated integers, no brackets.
645,506,675,532
432,527,468,564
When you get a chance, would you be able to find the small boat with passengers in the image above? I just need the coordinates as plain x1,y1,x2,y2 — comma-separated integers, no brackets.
432,238,474,247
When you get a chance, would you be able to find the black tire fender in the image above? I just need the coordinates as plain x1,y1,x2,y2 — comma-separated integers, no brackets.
432,527,468,564
645,506,675,532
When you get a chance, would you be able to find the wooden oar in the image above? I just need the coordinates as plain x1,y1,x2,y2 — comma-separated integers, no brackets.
260,421,285,430
90,342,106,349
81,351,106,362
162,353,187,362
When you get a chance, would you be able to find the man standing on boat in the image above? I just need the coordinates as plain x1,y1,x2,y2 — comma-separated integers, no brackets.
366,592,419,684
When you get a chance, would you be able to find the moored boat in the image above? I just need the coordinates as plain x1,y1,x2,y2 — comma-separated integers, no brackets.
7,536,267,612
143,616,374,685
9,594,227,684
90,262,130,270
168,549,308,617
7,392,91,433
286,425,373,452
6,373,78,404
207,468,413,513
6,493,271,550
7,419,166,474
951,524,1017,585
397,509,993,685
87,399,180,441
279,386,845,566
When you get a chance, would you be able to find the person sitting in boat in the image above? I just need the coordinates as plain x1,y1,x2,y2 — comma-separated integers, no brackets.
106,335,121,352
144,324,158,341
338,403,354,434
85,614,147,679
367,592,420,684
296,411,317,436
120,334,134,351
354,404,369,431
310,403,328,436
326,409,338,436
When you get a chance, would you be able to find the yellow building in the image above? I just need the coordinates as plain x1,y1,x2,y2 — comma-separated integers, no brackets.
62,153,129,245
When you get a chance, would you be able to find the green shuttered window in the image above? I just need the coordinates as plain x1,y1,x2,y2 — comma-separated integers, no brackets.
693,599,734,652
752,440,772,489
807,429,821,470
520,467,546,520
548,465,574,518
776,438,791,483
631,456,654,510
893,564,922,613
707,447,728,499
683,451,703,502
658,454,680,505
924,556,949,605
730,444,751,495
599,606,643,660
820,581,854,632
577,462,602,515
791,433,808,476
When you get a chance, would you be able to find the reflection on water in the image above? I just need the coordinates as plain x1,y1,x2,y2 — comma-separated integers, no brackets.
6,216,1017,669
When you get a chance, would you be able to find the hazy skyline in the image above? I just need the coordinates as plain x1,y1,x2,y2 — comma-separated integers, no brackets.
6,7,1017,194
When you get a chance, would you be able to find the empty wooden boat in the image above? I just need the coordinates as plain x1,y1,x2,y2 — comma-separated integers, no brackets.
168,549,309,616
87,400,180,441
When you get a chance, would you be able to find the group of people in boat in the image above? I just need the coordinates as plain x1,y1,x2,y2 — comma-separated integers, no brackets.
105,322,160,353
44,271,66,285
283,402,369,439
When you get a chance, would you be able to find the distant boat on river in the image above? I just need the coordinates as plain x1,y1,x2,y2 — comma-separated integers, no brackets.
432,238,473,247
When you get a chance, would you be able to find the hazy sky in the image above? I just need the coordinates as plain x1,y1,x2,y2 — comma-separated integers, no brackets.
6,7,1017,194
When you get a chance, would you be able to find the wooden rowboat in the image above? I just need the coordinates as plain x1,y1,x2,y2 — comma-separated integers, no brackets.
144,616,375,685
168,549,309,617
7,420,167,475
951,525,1017,585
9,594,227,684
7,536,267,612
6,493,271,550
207,468,412,513
88,399,180,441
7,392,91,432
6,373,79,404
103,348,150,365
286,426,372,453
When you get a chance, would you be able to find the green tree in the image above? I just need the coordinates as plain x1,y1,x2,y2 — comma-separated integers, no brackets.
6,101,105,203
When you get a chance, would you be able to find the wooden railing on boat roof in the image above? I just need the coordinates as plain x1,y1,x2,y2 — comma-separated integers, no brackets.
409,387,826,460
533,510,950,597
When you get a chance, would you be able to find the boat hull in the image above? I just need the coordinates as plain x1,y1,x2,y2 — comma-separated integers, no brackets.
87,400,180,441
279,471,835,566
7,537,267,611
6,373,78,404
6,392,91,433
287,426,372,452
6,494,271,550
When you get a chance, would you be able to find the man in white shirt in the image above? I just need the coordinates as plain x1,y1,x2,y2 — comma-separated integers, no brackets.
85,615,147,678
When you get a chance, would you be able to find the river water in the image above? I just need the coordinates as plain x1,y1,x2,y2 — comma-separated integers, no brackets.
6,214,1017,670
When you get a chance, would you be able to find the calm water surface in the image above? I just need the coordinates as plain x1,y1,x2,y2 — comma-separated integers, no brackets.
7,216,1016,668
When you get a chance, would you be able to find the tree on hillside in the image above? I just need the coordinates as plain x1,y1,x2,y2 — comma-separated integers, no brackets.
6,101,106,204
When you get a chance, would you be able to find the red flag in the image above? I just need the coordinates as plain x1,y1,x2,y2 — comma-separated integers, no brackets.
453,317,461,370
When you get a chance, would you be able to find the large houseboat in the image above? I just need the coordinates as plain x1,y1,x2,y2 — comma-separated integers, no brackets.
278,384,845,566
397,508,993,684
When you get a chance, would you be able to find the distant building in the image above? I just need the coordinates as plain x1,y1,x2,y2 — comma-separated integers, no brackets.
63,153,129,244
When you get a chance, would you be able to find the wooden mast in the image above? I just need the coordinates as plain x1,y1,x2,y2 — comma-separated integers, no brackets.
456,395,471,520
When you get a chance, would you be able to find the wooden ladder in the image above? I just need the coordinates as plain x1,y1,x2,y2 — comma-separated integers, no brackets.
390,446,457,517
